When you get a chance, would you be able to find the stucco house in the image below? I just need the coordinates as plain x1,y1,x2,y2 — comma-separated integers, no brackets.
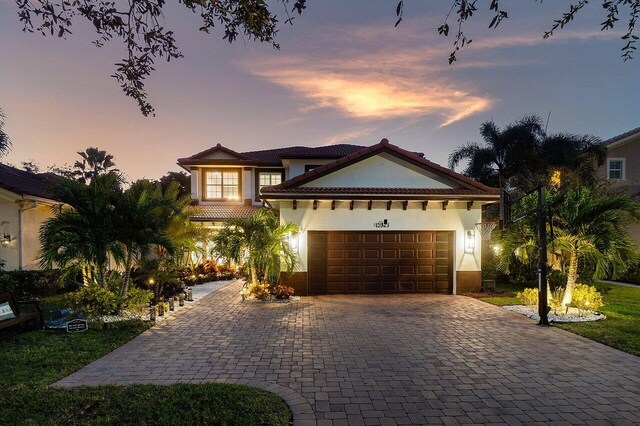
600,126,640,243
178,139,499,295
0,164,60,270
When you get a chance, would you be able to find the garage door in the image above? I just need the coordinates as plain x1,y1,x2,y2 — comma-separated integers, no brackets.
307,231,453,294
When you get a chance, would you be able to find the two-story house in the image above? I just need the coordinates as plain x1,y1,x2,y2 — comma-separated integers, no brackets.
178,139,500,296
600,126,640,243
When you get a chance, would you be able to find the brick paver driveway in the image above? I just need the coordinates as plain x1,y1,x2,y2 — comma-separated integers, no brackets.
57,280,640,425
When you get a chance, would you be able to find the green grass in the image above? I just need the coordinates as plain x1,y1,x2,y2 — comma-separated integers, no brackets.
556,284,640,356
0,295,292,425
477,282,640,357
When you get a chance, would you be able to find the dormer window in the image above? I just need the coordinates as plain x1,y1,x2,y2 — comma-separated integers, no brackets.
204,168,241,200
607,158,625,180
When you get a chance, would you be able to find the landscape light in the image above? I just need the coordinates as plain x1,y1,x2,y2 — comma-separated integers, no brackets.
1,233,12,247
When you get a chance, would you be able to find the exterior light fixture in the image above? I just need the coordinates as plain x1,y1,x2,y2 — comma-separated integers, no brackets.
491,244,502,255
169,297,175,311
1,233,12,247
148,278,155,285
217,257,225,265
178,294,185,307
465,229,475,253
186,287,193,302
149,302,156,321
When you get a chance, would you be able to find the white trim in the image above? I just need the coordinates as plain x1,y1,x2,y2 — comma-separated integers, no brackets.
606,157,626,181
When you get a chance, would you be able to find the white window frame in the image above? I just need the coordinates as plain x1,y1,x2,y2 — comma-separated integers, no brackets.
607,158,626,180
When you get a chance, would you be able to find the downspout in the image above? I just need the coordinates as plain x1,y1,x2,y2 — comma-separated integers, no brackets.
18,206,23,270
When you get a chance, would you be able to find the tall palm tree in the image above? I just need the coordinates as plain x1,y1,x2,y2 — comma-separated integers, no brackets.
0,108,12,157
449,115,605,189
114,180,176,298
73,147,119,183
449,115,543,188
39,174,124,286
212,209,298,286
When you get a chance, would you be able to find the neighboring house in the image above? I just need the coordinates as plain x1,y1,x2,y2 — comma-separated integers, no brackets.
0,164,60,270
600,126,640,243
179,139,499,295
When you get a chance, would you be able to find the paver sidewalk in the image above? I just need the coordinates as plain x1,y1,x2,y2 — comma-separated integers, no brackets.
56,281,640,425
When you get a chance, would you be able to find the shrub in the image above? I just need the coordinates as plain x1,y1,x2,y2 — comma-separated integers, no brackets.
517,287,538,307
572,284,604,315
273,283,295,300
123,286,153,315
67,284,119,317
0,269,77,298
549,287,566,315
248,282,271,301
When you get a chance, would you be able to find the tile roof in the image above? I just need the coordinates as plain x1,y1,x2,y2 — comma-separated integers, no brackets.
0,163,59,200
261,187,497,196
190,205,261,221
178,143,423,167
604,126,640,146
261,139,499,197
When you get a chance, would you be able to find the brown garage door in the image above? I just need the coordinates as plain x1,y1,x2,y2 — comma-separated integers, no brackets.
307,231,453,294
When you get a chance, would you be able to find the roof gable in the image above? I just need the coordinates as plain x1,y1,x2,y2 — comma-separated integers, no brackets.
264,139,498,195
302,152,455,189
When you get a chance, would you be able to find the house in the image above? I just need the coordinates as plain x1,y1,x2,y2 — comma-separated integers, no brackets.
178,139,499,295
0,164,60,270
600,126,640,243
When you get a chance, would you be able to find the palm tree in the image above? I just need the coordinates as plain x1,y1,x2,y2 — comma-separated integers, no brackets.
39,174,124,286
0,108,11,157
212,209,298,286
449,115,605,189
449,115,543,188
114,180,176,298
551,187,640,307
495,186,640,308
73,147,119,183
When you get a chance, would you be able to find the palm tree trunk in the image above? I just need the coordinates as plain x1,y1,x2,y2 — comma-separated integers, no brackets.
249,260,258,286
119,249,134,299
562,247,578,308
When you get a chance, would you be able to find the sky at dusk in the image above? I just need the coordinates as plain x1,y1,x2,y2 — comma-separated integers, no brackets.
0,1,638,181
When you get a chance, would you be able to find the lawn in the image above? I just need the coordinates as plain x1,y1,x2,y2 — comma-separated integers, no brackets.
476,282,640,357
0,296,292,425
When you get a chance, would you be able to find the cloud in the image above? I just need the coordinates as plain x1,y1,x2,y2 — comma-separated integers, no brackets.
242,21,618,127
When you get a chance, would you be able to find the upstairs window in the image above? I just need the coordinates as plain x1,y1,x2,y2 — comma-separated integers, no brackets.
607,159,625,180
204,169,240,200
256,170,284,200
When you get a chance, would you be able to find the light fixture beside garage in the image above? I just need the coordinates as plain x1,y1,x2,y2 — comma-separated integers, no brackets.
465,229,476,253
287,232,299,252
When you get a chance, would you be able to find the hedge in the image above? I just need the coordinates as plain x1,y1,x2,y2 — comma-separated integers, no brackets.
0,270,78,298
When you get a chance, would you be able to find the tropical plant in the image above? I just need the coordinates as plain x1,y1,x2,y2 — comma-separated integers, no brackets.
517,288,539,307
551,187,640,307
572,284,604,315
212,209,298,286
449,115,605,189
72,147,119,184
39,174,124,287
114,180,176,298
0,108,11,158
495,186,640,308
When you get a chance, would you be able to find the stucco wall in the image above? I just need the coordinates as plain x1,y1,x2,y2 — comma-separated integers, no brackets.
0,200,54,270
280,200,486,294
599,136,640,194
303,153,454,189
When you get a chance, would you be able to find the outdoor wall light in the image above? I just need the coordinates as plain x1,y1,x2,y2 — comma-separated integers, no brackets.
1,233,12,247
465,229,475,253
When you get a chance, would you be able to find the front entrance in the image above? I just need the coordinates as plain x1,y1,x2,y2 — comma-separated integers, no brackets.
307,231,454,294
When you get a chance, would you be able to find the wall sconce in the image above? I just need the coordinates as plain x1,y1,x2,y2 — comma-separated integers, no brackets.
465,229,475,253
287,232,299,252
1,233,12,247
